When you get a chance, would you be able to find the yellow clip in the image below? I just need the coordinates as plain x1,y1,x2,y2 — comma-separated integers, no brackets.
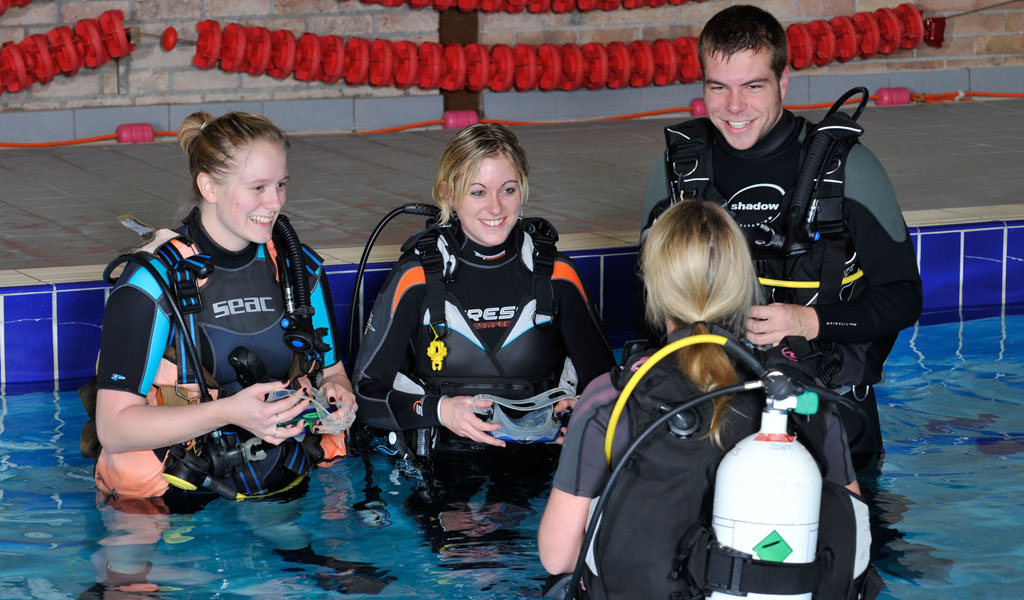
427,340,447,371
427,324,447,371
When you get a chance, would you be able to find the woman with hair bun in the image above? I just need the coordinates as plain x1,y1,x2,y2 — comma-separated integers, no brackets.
93,111,355,503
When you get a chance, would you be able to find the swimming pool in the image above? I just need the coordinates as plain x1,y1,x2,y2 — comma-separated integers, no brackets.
0,314,1021,598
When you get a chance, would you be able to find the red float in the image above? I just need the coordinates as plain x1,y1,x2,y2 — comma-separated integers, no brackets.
192,20,221,69
605,41,631,89
443,109,479,129
160,27,178,52
851,12,880,59
537,43,562,91
440,43,467,91
295,33,323,81
21,34,55,84
577,0,598,10
480,0,507,10
320,35,346,84
489,44,515,92
597,0,621,9
830,16,858,63
807,19,836,67
267,30,297,79
465,43,490,92
75,18,111,68
219,23,247,72
99,10,132,60
345,37,371,85
674,36,700,83
417,42,443,89
875,86,911,105
874,8,903,55
505,0,528,12
526,0,551,13
647,0,667,6
580,42,608,90
0,42,32,92
786,23,814,70
433,0,457,9
551,0,573,12
513,44,539,91
47,26,81,76
652,38,677,86
457,0,480,11
559,43,584,91
895,3,924,49
368,39,394,86
392,40,418,89
628,40,655,87
924,17,946,48
408,0,433,7
244,27,272,76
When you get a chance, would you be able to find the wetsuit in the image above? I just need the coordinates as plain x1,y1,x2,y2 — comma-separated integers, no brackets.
94,218,342,500
641,111,923,465
353,221,614,442
553,328,876,599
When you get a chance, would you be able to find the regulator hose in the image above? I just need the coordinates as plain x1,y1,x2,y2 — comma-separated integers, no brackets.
783,87,868,257
273,214,310,317
347,203,441,366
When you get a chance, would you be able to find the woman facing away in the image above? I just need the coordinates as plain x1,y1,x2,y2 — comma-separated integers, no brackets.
538,200,877,600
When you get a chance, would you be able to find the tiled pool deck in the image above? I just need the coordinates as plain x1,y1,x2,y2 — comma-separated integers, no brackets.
2,98,1024,391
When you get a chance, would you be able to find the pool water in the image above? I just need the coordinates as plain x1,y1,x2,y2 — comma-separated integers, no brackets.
1,314,1022,598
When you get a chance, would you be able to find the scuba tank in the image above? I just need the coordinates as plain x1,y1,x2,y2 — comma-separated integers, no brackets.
711,405,821,600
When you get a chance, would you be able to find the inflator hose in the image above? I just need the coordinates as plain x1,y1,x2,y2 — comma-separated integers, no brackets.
346,203,441,365
783,86,869,257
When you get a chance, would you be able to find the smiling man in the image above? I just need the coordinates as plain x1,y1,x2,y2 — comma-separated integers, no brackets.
638,5,922,471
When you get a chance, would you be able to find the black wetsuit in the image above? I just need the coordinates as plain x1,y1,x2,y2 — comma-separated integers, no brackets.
641,111,923,465
353,222,614,436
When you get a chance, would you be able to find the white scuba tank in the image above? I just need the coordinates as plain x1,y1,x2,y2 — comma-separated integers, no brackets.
710,409,822,600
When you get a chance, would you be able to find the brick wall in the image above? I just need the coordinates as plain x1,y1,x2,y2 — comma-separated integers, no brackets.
0,0,1021,114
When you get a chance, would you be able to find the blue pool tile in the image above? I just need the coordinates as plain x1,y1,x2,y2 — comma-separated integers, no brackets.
4,291,56,391
56,288,106,386
962,227,1005,312
569,256,601,311
917,231,962,315
600,252,641,349
1007,225,1024,307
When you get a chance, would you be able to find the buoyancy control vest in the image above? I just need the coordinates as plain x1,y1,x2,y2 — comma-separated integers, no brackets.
408,217,570,400
88,216,345,499
650,91,875,387
579,341,882,600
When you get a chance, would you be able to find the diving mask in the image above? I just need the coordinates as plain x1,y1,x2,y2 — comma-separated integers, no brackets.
473,387,574,444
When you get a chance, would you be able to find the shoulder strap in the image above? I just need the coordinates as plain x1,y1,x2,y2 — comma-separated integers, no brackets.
152,236,214,387
522,217,559,327
410,226,454,334
664,118,716,204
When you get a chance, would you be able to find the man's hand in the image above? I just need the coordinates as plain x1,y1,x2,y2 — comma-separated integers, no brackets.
747,303,820,347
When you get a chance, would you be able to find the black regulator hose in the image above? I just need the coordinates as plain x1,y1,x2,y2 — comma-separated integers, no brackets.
347,203,441,366
103,254,213,403
783,86,869,257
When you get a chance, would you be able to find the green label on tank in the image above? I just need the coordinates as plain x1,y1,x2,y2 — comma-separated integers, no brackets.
753,530,793,562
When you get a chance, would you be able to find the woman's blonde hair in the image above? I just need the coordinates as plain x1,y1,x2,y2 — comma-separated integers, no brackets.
432,123,529,225
642,201,760,446
178,111,290,204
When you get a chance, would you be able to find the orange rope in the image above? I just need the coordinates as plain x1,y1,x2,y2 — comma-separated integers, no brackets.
0,133,118,148
357,119,444,135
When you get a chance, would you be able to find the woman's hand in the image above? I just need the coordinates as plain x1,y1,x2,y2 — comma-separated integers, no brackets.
548,396,578,445
439,396,505,447
230,381,309,445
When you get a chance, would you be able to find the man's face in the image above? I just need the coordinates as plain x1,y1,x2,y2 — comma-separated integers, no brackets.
702,49,789,151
